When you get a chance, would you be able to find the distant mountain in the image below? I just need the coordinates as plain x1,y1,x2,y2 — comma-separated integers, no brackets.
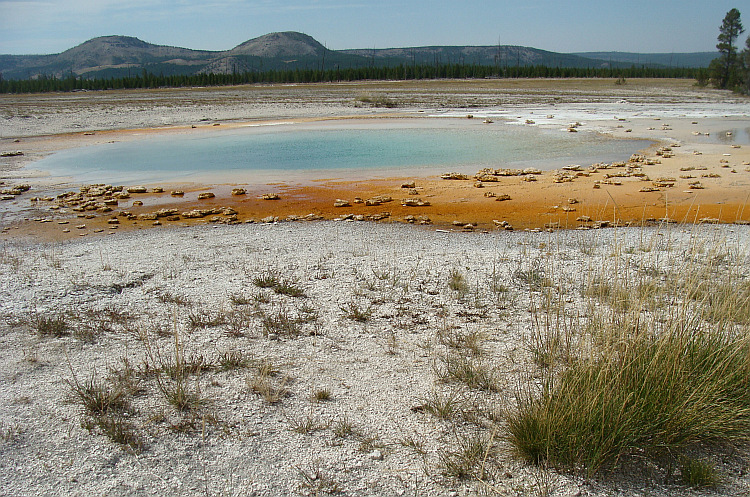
340,45,616,69
573,51,718,68
0,35,219,79
0,31,712,80
230,32,326,58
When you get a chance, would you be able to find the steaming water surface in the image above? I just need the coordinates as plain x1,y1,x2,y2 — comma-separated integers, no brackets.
35,120,653,185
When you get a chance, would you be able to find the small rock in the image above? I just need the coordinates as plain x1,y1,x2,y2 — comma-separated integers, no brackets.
401,198,430,207
369,450,384,461
198,192,215,200
441,172,470,180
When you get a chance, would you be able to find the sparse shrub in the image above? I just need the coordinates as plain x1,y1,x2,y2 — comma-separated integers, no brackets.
160,353,211,380
399,434,426,455
514,266,551,290
72,323,99,343
0,422,22,443
357,433,383,453
156,291,191,306
296,460,342,495
225,310,252,337
332,416,358,438
296,303,319,323
289,415,328,434
160,377,210,412
107,357,144,397
356,94,397,108
253,293,272,304
439,326,484,356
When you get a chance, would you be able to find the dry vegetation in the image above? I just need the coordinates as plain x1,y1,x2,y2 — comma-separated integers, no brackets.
1,221,749,495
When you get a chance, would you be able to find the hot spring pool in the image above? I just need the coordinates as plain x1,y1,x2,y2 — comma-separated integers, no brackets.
33,120,653,185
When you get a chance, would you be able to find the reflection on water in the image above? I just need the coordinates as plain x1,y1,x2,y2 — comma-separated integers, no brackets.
33,121,653,185
694,127,750,145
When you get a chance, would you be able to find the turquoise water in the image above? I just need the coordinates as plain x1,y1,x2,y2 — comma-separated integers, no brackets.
35,121,652,184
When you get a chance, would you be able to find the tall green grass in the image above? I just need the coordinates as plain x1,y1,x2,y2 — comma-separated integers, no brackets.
508,322,750,474
507,229,750,477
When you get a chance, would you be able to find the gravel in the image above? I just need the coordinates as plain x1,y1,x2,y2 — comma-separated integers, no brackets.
1,220,749,496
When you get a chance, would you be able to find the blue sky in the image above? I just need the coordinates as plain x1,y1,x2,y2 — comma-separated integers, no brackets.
0,0,745,55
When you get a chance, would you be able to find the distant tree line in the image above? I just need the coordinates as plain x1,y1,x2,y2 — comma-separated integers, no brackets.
709,8,750,93
0,64,705,94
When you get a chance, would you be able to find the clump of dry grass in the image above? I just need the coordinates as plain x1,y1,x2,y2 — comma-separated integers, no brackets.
247,360,291,404
28,312,69,337
438,431,497,480
435,352,499,392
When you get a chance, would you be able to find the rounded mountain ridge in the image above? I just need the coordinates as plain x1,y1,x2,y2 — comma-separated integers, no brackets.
229,31,327,58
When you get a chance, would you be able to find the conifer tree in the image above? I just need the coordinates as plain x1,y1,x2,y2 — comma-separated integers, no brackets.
711,8,744,89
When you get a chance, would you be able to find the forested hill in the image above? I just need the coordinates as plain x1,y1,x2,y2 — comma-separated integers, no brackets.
0,31,717,81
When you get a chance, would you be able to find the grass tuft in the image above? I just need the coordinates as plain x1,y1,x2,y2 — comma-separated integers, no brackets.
340,301,372,322
448,268,469,294
30,313,69,337
248,360,290,404
679,456,720,488
273,278,306,298
218,349,250,370
312,388,333,402
260,307,303,336
296,460,342,495
436,353,499,392
416,390,466,419
438,431,497,480
87,414,143,453
67,374,129,416
507,322,750,475
253,270,281,289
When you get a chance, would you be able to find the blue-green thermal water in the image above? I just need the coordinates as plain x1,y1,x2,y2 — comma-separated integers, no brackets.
35,122,653,185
